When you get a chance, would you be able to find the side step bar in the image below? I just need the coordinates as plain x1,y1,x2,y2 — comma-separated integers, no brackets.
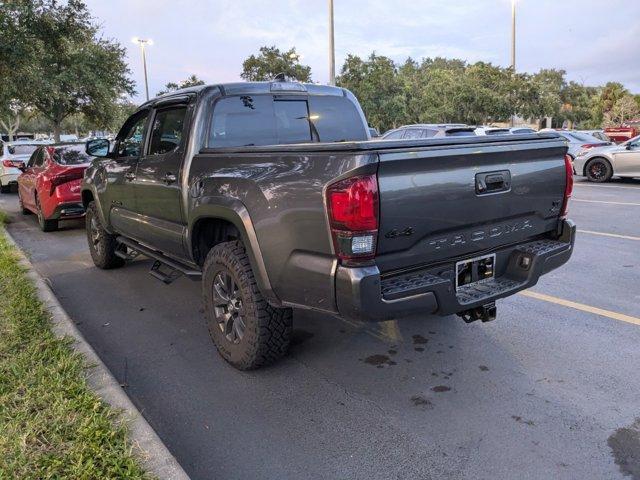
116,236,202,284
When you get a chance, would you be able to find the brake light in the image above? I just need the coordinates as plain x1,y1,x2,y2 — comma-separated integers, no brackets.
561,154,573,219
2,159,23,168
326,174,379,261
580,143,603,150
50,169,85,195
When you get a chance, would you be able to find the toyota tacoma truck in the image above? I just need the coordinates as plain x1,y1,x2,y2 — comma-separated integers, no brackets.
82,81,575,370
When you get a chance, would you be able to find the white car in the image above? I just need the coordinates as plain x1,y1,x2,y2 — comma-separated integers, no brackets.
573,134,640,182
0,140,49,193
474,126,511,136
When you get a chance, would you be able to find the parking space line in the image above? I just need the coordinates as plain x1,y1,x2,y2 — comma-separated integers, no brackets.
577,229,640,241
573,199,640,207
519,290,640,326
574,183,640,190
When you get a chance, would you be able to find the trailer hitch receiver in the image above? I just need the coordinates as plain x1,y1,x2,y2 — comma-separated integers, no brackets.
457,302,497,323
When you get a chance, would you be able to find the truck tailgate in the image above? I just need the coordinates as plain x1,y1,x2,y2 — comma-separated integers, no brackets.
375,136,568,273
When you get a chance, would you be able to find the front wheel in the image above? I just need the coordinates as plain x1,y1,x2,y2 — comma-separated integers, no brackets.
85,201,125,269
585,158,613,183
203,240,292,370
0,181,10,194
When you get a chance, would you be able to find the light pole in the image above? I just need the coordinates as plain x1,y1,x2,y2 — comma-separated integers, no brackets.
328,0,335,85
132,37,153,101
511,0,516,71
510,0,517,127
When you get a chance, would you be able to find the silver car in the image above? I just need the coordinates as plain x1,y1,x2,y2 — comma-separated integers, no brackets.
578,129,610,143
573,134,640,182
382,124,474,139
542,130,610,159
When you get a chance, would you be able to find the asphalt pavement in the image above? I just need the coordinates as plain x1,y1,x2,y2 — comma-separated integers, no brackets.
1,177,639,480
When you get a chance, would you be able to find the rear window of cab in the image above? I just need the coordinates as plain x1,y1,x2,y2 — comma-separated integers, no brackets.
208,94,367,148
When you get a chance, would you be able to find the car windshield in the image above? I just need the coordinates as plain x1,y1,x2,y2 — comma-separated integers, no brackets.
7,144,38,156
52,145,92,165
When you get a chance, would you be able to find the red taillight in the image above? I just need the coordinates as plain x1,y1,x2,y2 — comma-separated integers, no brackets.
580,143,603,149
50,169,85,195
326,174,379,261
2,159,23,168
561,154,573,219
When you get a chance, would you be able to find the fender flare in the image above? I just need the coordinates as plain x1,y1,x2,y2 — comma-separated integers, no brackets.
188,197,280,307
80,186,112,233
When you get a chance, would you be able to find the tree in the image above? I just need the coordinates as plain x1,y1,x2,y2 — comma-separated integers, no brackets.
156,74,205,96
605,95,640,126
241,46,311,82
0,0,135,141
337,53,405,132
592,82,629,127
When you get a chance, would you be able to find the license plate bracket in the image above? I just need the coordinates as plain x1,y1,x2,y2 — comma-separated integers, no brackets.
455,253,496,290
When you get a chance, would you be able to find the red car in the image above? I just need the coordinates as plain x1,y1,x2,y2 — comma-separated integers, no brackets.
17,143,92,231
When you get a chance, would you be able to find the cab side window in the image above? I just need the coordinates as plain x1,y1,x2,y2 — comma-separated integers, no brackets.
117,113,149,158
148,107,187,155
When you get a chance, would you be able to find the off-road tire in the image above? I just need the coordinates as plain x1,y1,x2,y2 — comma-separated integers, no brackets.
85,201,125,269
585,157,613,183
36,196,58,232
203,240,293,370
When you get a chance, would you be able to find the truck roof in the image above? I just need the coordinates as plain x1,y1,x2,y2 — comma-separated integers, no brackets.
143,81,346,109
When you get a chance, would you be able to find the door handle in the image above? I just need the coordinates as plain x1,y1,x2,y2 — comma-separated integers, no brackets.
124,172,136,181
162,172,177,184
476,170,511,194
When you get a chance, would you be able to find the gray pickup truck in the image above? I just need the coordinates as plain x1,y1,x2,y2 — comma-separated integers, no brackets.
82,80,575,369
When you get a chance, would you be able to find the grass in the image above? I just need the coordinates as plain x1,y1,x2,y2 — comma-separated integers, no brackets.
0,223,150,479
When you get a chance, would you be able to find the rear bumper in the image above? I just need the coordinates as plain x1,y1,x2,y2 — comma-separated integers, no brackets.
49,202,85,220
335,219,576,321
0,172,20,185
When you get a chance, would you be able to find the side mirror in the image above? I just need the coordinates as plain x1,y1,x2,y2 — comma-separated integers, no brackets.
86,138,110,157
626,143,633,150
18,164,26,172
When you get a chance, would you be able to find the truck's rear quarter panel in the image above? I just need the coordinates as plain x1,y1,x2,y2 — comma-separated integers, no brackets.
188,150,377,313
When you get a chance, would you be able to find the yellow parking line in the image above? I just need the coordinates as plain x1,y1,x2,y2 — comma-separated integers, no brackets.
577,229,640,241
519,290,640,326
573,198,640,207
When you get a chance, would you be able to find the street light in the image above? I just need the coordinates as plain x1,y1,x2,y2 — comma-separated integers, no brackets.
511,0,516,71
328,0,335,86
510,0,517,127
132,37,153,101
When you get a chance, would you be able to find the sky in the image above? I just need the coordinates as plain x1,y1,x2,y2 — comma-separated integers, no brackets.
84,0,640,103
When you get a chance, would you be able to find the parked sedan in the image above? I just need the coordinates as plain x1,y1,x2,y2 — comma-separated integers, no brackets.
0,141,49,193
574,134,640,182
544,130,610,159
382,124,474,139
17,143,92,231
578,129,610,143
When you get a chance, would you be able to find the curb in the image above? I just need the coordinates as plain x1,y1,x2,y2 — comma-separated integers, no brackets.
3,229,191,480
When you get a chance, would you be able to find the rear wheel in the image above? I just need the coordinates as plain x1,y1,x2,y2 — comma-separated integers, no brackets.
85,201,125,269
18,190,31,215
36,196,58,232
203,240,292,370
585,158,613,183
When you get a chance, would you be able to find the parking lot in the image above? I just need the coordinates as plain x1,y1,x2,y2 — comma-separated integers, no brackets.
1,176,639,480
